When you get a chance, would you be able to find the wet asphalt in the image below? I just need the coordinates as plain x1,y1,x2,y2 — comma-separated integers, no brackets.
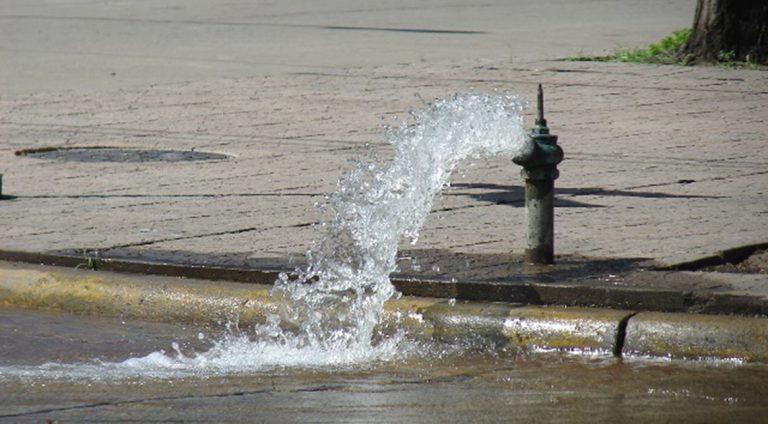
2,308,767,423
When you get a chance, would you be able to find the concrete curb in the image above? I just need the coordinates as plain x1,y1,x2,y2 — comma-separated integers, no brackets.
625,312,768,362
1,261,766,362
3,250,767,316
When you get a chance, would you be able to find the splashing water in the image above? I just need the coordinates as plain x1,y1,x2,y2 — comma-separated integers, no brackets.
266,93,527,353
1,94,527,380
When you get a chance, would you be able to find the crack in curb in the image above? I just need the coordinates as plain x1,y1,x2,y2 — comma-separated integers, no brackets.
614,312,639,357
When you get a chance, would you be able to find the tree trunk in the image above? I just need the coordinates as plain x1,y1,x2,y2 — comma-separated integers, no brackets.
682,0,768,64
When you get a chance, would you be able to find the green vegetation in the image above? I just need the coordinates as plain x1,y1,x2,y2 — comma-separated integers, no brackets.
569,29,692,65
568,28,762,69
613,28,693,64
76,250,98,270
715,51,762,69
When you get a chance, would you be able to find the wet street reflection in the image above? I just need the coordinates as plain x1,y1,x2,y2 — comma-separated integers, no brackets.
2,308,767,422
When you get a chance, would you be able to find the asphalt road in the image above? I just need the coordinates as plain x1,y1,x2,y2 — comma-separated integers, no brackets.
0,0,695,94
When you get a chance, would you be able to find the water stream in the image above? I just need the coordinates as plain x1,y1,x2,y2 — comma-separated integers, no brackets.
263,92,527,361
1,93,528,379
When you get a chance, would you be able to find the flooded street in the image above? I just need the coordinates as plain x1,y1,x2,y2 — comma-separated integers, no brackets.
2,308,767,423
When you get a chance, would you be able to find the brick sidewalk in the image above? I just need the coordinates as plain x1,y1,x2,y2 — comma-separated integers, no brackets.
1,60,766,273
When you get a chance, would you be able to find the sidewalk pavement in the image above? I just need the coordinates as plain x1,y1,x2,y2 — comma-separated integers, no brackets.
1,60,766,276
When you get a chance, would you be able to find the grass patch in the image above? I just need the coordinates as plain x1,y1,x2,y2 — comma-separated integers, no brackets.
568,28,764,69
569,28,692,65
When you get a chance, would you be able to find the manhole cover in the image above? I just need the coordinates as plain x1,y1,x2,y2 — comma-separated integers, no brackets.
16,146,230,163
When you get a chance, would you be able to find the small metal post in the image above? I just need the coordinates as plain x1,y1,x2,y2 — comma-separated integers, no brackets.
512,85,563,264
524,175,555,264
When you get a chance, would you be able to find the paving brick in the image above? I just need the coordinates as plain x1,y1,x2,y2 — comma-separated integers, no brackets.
1,60,766,272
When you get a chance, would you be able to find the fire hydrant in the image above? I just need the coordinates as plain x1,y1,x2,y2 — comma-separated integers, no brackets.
512,85,564,264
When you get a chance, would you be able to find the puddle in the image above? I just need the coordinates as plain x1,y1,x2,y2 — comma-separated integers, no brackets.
15,146,230,163
2,318,768,423
0,307,449,381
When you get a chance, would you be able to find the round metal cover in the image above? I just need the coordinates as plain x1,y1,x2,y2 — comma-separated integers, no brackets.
17,147,230,163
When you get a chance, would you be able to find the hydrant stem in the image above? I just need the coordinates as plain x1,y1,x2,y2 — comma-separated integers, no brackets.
525,178,555,264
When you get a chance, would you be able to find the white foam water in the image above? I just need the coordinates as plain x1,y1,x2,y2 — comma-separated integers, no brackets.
1,93,527,380
265,92,527,353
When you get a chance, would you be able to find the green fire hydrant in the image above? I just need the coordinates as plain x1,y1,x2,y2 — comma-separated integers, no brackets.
512,85,564,264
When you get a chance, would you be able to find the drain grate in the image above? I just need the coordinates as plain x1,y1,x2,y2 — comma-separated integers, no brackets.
16,146,230,163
